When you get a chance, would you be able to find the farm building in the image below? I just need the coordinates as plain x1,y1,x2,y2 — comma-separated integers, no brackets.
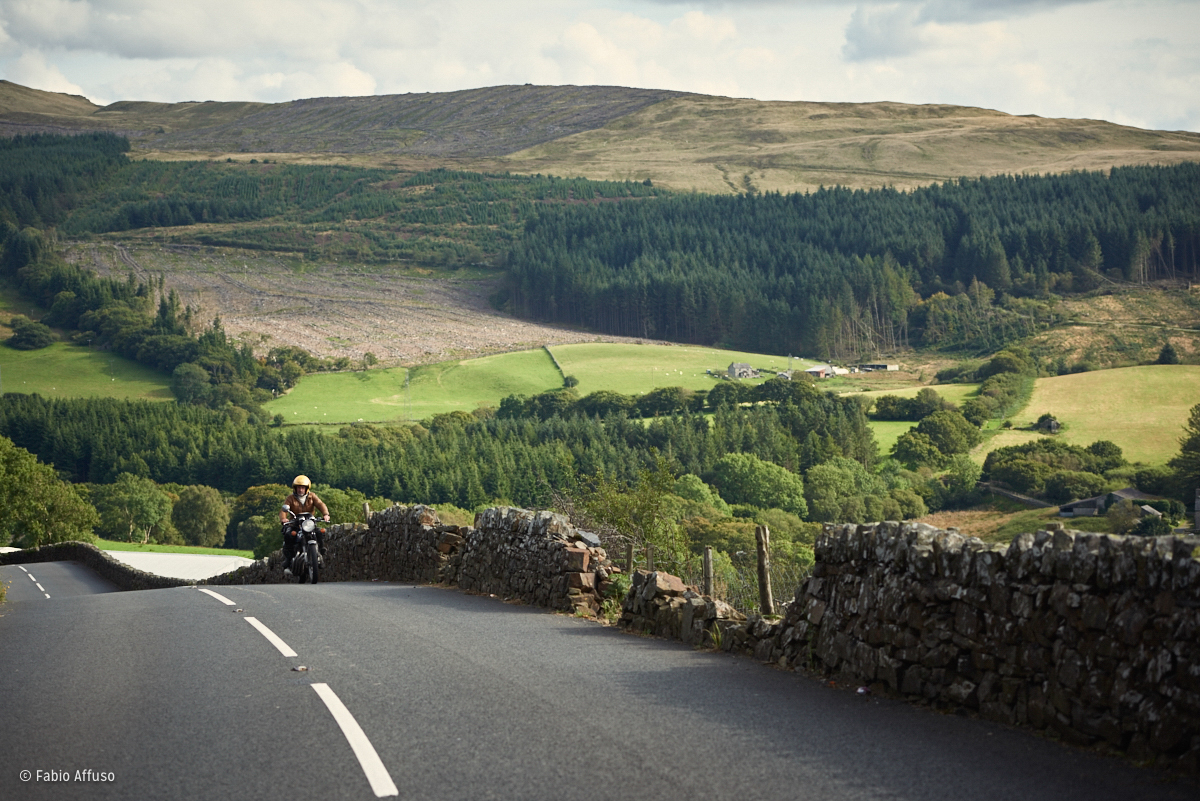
804,364,849,378
859,363,900,372
728,363,758,379
1058,487,1158,517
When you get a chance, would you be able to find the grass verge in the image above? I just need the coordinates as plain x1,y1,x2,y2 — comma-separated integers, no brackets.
96,539,254,558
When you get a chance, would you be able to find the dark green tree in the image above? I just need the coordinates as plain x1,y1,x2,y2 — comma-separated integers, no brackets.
171,485,230,547
1156,342,1180,365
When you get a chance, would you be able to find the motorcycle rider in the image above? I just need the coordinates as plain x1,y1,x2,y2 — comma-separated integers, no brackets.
280,475,330,577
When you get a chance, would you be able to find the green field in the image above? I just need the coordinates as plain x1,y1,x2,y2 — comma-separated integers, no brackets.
844,383,982,456
96,539,254,558
974,365,1200,466
269,343,807,424
0,342,173,401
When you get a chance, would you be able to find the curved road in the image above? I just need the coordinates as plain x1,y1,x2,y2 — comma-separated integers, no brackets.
0,564,1195,800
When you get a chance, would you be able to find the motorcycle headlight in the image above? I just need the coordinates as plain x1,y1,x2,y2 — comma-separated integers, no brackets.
301,518,316,533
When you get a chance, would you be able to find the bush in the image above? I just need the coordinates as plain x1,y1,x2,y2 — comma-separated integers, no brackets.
6,315,53,350
1131,516,1173,537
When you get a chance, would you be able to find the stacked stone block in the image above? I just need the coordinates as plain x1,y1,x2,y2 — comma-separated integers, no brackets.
619,568,746,644
459,507,615,614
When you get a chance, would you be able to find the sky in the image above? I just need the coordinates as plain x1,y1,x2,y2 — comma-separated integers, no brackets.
1,0,1198,132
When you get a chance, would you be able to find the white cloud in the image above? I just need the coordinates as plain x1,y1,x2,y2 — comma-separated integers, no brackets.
3,49,87,96
0,0,1195,132
842,4,925,61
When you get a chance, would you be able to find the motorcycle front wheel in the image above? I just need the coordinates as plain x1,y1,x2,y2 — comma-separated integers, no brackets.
306,541,320,584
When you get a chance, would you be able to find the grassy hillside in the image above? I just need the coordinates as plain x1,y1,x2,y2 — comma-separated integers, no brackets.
976,365,1200,465
0,343,172,401
267,343,802,423
4,81,1198,194
491,96,1200,193
1023,286,1200,369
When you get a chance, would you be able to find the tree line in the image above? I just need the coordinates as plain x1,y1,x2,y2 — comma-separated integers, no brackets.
504,164,1200,357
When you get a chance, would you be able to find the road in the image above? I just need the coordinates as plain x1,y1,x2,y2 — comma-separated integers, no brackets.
0,563,1195,801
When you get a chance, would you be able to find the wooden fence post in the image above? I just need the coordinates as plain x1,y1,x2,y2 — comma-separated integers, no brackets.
625,542,635,573
756,525,774,615
646,544,655,572
362,502,372,522
703,546,713,597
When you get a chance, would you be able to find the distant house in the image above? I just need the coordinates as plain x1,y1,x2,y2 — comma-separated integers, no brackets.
1058,487,1158,517
859,363,900,372
728,362,757,379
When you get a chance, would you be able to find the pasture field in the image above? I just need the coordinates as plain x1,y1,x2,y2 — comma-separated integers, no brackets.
972,365,1200,466
0,343,172,401
270,348,562,423
851,383,982,406
549,343,810,395
846,383,982,456
269,343,803,423
870,421,918,456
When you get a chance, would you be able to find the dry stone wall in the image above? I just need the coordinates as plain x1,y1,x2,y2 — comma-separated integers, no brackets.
202,505,621,616
621,521,1200,773
0,542,191,591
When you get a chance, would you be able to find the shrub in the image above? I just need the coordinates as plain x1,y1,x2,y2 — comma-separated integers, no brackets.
6,315,53,350
1132,516,1173,537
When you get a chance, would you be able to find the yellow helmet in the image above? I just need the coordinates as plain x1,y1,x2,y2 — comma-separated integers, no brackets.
292,475,312,490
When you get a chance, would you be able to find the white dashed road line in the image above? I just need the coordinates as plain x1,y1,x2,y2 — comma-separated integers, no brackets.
312,683,399,798
198,588,236,605
198,589,398,797
20,568,49,599
244,617,299,658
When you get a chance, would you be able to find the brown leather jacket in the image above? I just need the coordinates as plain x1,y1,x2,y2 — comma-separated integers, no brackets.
280,491,329,523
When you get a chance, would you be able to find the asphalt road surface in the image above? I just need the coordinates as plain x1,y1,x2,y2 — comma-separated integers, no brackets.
1,565,1195,801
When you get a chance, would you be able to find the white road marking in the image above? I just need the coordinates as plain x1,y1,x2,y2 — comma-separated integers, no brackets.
311,683,399,798
28,573,37,582
35,583,44,591
43,593,50,599
244,617,298,657
198,588,236,605
19,566,28,572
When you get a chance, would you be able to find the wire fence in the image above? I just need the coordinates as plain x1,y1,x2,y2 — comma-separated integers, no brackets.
677,554,812,617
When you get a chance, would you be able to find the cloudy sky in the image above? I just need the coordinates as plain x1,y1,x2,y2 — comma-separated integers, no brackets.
2,0,1198,132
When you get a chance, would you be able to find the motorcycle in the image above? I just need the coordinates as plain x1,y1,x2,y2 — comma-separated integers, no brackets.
282,505,324,584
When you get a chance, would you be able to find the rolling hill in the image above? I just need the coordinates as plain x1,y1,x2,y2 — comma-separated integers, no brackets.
3,80,1199,194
